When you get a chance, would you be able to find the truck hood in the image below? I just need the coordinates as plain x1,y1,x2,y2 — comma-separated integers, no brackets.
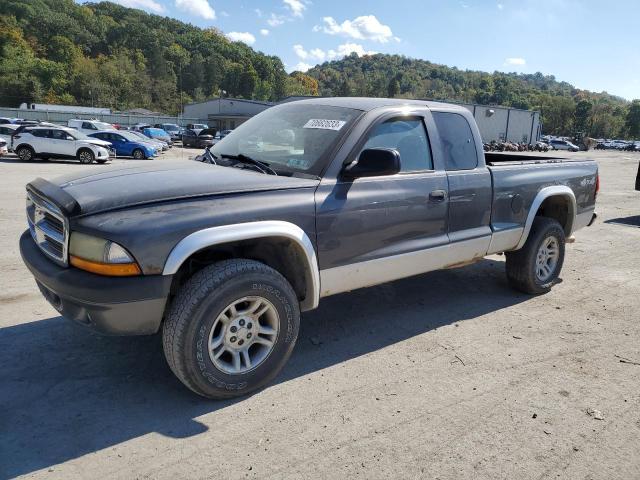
29,162,319,217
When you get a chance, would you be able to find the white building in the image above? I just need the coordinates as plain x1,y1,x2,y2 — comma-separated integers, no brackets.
19,103,112,115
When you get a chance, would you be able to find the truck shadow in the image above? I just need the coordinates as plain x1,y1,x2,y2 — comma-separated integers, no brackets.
0,258,529,478
604,215,640,228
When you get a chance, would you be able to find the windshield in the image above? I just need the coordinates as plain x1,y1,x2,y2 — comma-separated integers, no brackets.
161,124,180,131
211,103,361,175
120,131,148,142
148,128,167,136
95,122,115,130
130,131,155,142
192,124,207,129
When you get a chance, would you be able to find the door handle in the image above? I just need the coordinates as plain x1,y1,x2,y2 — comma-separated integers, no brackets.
429,189,447,201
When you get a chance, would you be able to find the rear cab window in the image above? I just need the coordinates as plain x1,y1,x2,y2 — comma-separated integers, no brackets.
432,112,478,171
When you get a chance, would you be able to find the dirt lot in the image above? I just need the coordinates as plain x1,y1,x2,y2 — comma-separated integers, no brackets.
1,148,639,480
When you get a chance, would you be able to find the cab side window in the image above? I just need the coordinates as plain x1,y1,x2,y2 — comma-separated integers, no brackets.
432,112,478,171
360,118,433,172
82,122,96,130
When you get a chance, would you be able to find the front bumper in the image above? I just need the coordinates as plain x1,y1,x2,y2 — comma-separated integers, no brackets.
20,231,172,335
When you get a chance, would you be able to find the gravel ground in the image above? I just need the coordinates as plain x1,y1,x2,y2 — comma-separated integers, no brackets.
1,149,639,480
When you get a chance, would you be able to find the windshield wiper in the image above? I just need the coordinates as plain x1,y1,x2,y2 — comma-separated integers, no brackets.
219,153,278,175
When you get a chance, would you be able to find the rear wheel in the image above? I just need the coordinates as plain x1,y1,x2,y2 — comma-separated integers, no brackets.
506,217,566,294
132,148,145,159
16,146,34,161
162,259,300,399
77,149,95,164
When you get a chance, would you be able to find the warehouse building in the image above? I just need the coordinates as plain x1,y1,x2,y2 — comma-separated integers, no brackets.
460,103,541,144
182,98,273,131
182,96,541,144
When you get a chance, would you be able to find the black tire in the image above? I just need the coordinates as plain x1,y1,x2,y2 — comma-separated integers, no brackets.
77,149,94,164
16,146,35,161
506,217,566,295
132,148,145,159
162,259,300,399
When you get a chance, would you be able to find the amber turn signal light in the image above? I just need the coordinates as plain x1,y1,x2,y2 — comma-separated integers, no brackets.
70,255,142,277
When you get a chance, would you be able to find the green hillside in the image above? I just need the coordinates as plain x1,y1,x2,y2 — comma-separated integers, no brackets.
0,0,638,138
306,54,638,139
0,0,314,113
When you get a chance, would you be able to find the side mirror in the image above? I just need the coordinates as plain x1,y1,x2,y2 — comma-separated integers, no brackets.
343,148,400,179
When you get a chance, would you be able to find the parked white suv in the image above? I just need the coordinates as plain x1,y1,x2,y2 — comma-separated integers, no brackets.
67,119,116,134
13,126,112,164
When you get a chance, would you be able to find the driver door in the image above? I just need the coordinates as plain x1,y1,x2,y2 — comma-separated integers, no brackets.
47,129,75,156
315,114,450,296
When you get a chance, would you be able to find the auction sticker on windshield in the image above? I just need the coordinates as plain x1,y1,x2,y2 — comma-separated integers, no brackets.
303,119,346,131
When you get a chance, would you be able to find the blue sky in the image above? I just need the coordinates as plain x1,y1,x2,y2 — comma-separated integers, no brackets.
87,0,639,100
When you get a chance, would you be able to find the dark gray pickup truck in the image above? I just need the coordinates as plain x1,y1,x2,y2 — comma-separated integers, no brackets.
20,98,598,399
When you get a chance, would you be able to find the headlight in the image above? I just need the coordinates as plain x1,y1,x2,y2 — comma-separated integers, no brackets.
68,232,141,276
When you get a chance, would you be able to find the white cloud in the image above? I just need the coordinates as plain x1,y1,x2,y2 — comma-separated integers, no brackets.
316,15,394,43
505,57,526,66
293,62,313,72
111,0,165,13
175,0,216,20
309,48,326,61
227,31,256,45
267,13,286,26
260,29,270,36
220,10,229,17
293,44,308,60
497,3,504,9
283,0,306,17
288,42,375,72
327,43,376,60
255,8,263,17
293,45,327,62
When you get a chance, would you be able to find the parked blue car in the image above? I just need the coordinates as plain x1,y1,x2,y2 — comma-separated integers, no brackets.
89,130,157,159
142,127,173,146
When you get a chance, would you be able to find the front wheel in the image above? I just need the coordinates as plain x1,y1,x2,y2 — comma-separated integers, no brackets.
132,148,145,160
16,146,34,161
506,217,566,294
77,149,95,164
162,259,300,399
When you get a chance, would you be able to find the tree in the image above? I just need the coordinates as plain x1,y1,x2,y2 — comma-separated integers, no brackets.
574,100,593,134
625,100,640,139
286,73,319,97
239,64,258,98
387,77,400,98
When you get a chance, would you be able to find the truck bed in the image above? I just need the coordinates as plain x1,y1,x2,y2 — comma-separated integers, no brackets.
485,152,584,166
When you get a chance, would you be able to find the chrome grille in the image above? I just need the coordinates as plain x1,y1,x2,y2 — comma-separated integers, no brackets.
26,190,69,266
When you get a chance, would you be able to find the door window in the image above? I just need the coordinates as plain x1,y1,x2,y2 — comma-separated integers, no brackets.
49,130,72,140
360,118,433,172
82,122,96,130
432,112,478,171
30,129,49,138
